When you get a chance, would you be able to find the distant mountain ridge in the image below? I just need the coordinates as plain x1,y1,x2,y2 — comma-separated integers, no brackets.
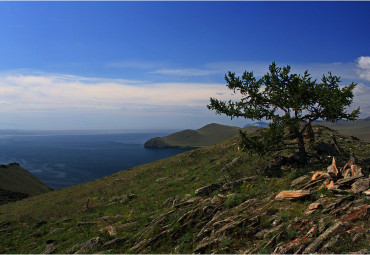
0,163,52,205
144,123,260,148
244,121,269,128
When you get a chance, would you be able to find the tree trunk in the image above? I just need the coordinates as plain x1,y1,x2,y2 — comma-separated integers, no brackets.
297,132,308,165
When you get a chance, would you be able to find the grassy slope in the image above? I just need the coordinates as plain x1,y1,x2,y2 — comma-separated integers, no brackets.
318,118,370,142
145,123,260,147
0,125,369,253
0,163,52,196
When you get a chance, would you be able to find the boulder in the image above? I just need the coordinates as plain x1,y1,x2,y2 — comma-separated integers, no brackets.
42,243,56,254
327,157,340,177
75,237,101,254
350,165,364,177
303,221,347,254
351,178,369,194
291,175,310,187
275,190,311,201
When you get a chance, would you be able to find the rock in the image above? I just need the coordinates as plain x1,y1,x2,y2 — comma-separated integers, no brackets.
101,215,123,221
291,175,310,187
219,176,257,192
275,190,311,201
77,221,98,226
305,202,323,215
42,243,56,254
195,183,223,197
351,178,369,193
327,157,340,177
75,237,101,254
320,235,340,253
334,176,361,190
303,221,347,254
102,237,126,248
364,189,370,196
193,237,222,253
312,171,327,181
221,157,242,171
162,196,181,207
66,244,83,254
155,177,168,183
99,225,117,237
350,165,364,177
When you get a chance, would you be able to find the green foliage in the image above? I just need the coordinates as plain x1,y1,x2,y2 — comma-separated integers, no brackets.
208,62,360,164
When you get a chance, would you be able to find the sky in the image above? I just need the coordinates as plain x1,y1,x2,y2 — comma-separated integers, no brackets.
0,1,369,130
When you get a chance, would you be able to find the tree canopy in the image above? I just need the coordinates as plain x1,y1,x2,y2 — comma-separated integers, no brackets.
208,62,360,164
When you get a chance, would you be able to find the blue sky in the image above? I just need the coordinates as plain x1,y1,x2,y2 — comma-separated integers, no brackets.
0,2,369,130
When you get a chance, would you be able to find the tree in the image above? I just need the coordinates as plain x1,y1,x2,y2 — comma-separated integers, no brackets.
208,62,360,164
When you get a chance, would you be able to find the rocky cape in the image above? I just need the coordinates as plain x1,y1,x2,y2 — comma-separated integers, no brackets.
0,163,52,205
144,123,260,148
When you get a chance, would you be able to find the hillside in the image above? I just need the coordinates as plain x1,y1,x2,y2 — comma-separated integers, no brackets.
318,117,370,142
0,125,369,254
0,163,52,205
144,123,260,148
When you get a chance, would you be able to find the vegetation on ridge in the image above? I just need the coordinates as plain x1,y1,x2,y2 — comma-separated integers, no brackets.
144,123,260,148
208,62,359,165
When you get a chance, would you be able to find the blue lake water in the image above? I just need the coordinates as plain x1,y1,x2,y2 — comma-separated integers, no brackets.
0,130,192,189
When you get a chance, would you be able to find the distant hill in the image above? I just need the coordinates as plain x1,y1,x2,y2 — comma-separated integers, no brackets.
144,123,260,148
0,163,52,205
317,117,370,142
244,121,269,128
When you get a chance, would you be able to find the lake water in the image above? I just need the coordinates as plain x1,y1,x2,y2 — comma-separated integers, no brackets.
0,130,192,189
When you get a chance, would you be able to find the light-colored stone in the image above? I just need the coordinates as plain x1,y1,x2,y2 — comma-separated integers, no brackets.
275,190,311,201
351,178,369,194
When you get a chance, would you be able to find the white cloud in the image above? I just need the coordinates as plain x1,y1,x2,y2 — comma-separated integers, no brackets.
0,72,233,113
356,56,370,81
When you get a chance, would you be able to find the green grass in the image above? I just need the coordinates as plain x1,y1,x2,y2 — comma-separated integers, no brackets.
0,124,369,254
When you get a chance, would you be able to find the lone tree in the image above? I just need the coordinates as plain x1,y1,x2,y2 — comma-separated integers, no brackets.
208,62,359,165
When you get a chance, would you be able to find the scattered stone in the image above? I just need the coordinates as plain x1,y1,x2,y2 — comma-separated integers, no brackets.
350,165,364,178
162,196,181,207
327,157,340,177
275,190,311,201
305,202,323,215
349,249,369,254
102,237,127,248
195,182,223,196
351,178,369,194
42,243,56,254
193,237,222,253
303,221,347,254
155,177,168,183
99,225,117,237
219,176,257,192
101,215,123,221
75,237,101,254
221,157,242,171
33,220,47,229
312,171,327,181
77,221,98,226
291,175,310,187
364,189,370,196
